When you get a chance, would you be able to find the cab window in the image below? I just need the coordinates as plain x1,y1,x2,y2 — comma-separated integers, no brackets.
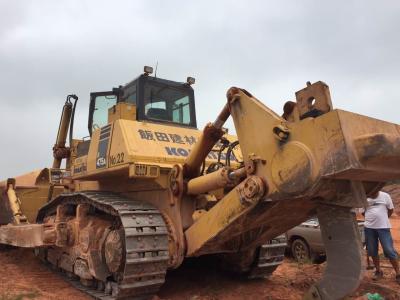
143,81,192,125
172,96,190,124
127,92,136,104
91,94,117,131
124,82,137,104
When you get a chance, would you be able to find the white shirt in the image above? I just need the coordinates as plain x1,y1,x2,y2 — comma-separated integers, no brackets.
362,191,394,229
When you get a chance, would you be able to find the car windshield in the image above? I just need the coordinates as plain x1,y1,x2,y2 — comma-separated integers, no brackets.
143,81,192,126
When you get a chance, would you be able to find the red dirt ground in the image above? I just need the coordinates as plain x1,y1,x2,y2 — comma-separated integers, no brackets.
1,247,399,300
1,187,400,300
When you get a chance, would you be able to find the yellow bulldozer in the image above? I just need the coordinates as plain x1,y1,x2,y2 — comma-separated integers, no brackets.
1,66,400,300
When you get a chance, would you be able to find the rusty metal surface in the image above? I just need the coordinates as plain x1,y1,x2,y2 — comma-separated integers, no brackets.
213,103,231,128
0,170,43,189
295,81,333,119
306,205,364,299
36,191,169,299
161,212,182,269
0,223,51,247
104,230,124,273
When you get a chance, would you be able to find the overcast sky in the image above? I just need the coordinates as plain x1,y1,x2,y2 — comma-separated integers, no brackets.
1,1,399,178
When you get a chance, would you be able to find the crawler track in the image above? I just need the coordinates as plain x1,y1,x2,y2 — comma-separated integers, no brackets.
218,235,286,278
36,191,169,300
247,236,287,279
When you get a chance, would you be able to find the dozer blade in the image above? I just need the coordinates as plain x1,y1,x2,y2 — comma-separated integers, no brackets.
184,83,400,299
304,205,364,300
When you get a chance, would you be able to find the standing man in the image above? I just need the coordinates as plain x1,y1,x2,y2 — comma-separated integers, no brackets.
363,190,400,283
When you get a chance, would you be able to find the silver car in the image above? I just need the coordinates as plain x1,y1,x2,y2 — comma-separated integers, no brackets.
286,218,365,263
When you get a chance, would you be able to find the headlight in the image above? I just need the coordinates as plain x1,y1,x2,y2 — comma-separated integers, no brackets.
186,76,195,85
144,66,153,75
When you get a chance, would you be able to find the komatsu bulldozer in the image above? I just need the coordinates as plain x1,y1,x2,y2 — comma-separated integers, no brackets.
1,66,400,300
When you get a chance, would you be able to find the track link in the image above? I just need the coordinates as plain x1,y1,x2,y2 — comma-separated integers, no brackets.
218,235,286,278
36,191,169,300
247,235,287,279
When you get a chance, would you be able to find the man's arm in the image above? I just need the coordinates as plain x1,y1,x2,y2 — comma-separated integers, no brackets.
386,193,395,218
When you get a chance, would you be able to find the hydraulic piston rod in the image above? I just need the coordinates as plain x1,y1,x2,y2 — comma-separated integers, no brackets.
187,167,234,195
183,103,230,178
52,98,73,168
5,178,27,224
186,167,246,195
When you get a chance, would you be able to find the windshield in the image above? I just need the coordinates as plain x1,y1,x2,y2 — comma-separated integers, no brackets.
143,81,192,126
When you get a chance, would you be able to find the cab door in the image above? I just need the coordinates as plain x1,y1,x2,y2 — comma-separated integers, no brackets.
88,91,118,135
87,91,118,172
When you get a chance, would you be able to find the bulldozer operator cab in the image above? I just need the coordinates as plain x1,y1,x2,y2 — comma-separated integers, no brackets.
88,68,197,136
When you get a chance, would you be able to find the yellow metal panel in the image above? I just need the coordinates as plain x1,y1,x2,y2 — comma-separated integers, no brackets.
86,124,114,173
108,102,136,123
129,163,160,178
18,186,63,222
73,119,242,179
71,155,88,177
0,169,64,223
115,119,242,166
87,128,101,173
185,185,257,256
